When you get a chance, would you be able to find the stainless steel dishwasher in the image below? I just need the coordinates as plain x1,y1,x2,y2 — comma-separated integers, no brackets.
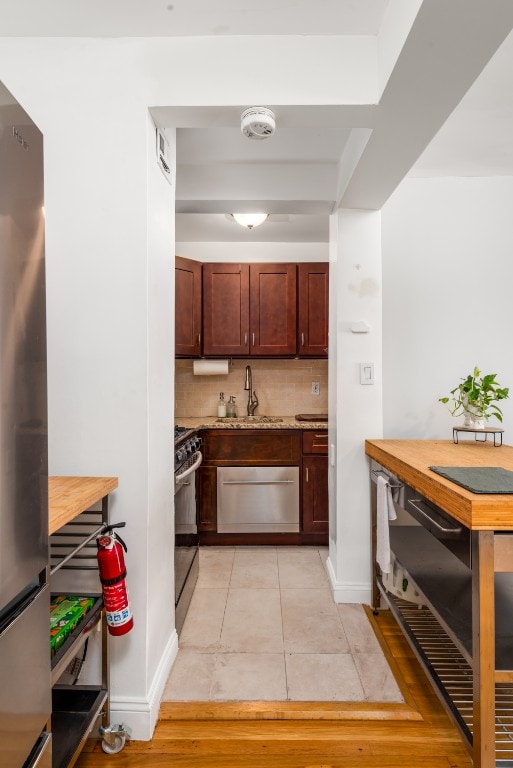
217,466,299,533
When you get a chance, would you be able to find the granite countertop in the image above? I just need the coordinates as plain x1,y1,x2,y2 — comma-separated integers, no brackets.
175,416,328,430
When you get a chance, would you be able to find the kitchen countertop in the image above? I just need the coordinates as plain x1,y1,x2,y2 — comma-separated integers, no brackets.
365,438,513,530
176,416,328,431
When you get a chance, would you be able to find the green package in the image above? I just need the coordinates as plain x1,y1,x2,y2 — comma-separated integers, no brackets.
50,595,95,657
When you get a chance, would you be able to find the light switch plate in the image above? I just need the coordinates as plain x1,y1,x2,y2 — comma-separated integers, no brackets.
360,363,374,385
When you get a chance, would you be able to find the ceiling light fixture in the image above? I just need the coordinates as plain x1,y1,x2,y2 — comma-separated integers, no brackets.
231,213,268,230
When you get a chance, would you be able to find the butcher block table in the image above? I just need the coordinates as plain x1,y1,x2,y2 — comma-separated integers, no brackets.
48,476,120,764
365,440,513,768
49,476,118,534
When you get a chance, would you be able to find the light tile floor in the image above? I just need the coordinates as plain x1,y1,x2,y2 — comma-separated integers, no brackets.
163,546,403,702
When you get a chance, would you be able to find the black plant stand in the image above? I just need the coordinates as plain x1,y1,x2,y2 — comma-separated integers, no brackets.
453,426,504,446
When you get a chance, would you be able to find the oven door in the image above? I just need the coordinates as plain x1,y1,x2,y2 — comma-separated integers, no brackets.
174,451,202,634
175,450,203,496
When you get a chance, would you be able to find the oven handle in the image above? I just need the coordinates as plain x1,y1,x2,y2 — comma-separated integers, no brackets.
175,451,203,484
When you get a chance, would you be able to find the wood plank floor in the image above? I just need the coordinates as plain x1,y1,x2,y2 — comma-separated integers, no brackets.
76,609,473,768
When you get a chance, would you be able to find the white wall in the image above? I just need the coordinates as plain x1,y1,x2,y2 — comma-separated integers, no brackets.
144,121,177,732
382,176,513,441
175,242,328,262
0,39,177,739
327,209,383,604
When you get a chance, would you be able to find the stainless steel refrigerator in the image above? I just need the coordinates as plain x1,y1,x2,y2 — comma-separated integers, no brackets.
0,80,52,767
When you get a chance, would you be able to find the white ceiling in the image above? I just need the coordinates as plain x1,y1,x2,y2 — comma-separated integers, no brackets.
3,1,513,242
173,24,513,242
0,0,389,37
410,30,513,178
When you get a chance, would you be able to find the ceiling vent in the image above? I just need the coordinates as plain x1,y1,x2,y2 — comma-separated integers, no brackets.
240,107,276,140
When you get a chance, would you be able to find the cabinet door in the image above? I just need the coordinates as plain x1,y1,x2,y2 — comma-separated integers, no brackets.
298,262,329,357
175,256,202,357
202,263,250,356
197,465,217,531
250,263,297,356
302,456,328,534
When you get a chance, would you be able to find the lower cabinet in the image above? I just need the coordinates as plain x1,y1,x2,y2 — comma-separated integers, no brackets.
198,429,328,544
301,431,329,536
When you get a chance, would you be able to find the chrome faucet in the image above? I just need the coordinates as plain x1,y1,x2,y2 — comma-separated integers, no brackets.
244,365,259,416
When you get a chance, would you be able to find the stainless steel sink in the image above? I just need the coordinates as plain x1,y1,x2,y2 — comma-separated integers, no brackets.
216,416,283,423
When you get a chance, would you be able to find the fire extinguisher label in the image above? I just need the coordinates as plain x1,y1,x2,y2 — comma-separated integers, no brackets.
106,605,133,627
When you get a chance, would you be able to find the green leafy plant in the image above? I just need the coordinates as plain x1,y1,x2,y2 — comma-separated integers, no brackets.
439,366,509,423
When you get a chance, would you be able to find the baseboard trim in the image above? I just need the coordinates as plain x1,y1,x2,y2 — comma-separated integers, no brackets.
109,628,178,740
326,556,372,604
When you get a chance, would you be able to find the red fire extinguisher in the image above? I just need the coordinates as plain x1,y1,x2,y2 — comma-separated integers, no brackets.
96,523,134,636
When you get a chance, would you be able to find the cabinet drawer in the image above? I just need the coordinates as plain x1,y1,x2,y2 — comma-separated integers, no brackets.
201,430,301,464
302,431,328,455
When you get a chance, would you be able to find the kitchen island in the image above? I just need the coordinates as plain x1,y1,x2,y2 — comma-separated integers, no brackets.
365,439,513,768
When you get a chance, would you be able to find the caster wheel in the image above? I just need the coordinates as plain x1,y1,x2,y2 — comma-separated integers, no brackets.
101,734,126,754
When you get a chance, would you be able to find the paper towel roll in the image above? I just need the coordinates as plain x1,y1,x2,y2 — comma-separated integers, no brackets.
193,359,229,376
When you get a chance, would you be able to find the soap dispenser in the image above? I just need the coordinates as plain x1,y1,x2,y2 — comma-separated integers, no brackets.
226,395,237,418
217,392,226,418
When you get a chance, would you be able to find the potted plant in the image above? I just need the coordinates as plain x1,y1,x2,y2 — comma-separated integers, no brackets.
439,366,509,428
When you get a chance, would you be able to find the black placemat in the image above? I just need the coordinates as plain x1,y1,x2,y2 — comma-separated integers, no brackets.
429,466,513,494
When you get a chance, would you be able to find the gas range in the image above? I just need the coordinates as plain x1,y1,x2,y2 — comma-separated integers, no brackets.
174,426,202,475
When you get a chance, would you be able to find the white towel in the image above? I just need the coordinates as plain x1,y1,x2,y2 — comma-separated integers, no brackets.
376,475,397,574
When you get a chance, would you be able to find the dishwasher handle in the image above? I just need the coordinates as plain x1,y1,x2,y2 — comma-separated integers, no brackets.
221,479,294,485
407,498,463,535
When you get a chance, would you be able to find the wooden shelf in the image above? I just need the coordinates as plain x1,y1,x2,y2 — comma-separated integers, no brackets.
50,595,103,685
52,685,108,768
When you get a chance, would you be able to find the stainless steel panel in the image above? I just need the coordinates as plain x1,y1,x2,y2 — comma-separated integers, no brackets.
175,548,198,635
175,475,197,535
174,466,198,634
370,465,471,567
405,497,471,567
217,466,299,533
0,81,48,609
0,585,51,768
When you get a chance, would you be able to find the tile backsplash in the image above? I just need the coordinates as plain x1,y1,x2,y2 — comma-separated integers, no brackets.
175,358,328,417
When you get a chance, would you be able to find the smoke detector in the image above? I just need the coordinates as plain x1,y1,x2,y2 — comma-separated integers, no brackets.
241,107,276,140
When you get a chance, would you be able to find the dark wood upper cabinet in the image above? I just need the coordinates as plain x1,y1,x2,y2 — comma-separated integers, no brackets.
202,263,250,356
250,263,297,356
175,256,202,357
298,262,329,358
184,259,328,359
202,263,297,357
